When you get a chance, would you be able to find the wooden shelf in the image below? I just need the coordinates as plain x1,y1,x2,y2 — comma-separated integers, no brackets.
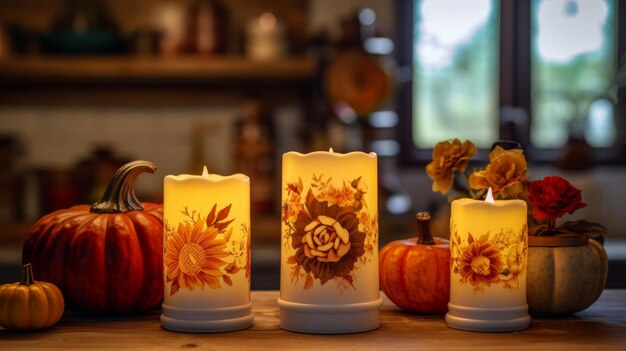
0,56,317,105
0,56,317,84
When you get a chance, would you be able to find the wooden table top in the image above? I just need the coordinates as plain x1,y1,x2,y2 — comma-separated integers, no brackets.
1,290,625,350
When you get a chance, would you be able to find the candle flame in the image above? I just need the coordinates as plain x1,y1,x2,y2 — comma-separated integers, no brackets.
329,147,334,154
485,187,495,204
202,166,209,178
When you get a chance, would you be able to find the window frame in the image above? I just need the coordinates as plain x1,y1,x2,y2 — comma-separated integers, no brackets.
396,0,626,165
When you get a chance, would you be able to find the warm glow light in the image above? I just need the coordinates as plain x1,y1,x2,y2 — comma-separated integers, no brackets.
329,147,334,154
447,195,529,332
259,12,277,30
485,187,495,203
279,151,381,333
162,171,252,332
202,165,209,178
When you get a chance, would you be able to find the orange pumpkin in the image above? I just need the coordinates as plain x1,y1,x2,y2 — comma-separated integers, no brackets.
0,263,64,330
22,161,163,313
379,212,450,313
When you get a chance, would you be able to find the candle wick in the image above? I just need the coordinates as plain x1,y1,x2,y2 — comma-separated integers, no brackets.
485,187,495,204
202,166,209,178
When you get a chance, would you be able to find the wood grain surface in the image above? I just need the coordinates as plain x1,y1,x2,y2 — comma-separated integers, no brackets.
1,290,625,350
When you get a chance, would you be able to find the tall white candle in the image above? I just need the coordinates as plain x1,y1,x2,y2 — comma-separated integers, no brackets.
279,149,381,333
446,188,530,332
161,167,253,333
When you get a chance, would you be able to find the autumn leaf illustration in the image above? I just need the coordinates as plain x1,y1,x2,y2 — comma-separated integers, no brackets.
304,275,313,290
223,275,233,287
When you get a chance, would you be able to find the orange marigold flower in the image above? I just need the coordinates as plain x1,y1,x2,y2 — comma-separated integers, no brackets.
326,183,355,208
469,146,528,198
459,234,504,290
426,139,477,194
282,192,304,223
164,219,230,296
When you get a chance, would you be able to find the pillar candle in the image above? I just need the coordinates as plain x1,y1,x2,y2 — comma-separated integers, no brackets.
446,188,530,332
161,167,253,333
279,149,381,334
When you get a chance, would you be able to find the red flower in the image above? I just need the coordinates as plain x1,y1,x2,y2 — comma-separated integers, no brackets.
527,176,586,220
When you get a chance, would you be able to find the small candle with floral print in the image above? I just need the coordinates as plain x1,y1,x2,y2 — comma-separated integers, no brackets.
279,148,381,334
446,187,530,332
161,166,253,333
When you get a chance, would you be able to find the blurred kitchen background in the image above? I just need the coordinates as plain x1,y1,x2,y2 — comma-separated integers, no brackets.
0,0,625,289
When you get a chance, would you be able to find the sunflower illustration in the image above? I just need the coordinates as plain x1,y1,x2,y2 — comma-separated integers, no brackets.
458,234,504,291
291,190,366,285
164,218,230,296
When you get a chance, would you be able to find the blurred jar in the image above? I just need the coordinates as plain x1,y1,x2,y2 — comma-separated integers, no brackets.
246,12,287,61
0,136,24,221
185,0,228,55
233,101,275,213
0,21,11,59
42,0,124,54
152,2,187,57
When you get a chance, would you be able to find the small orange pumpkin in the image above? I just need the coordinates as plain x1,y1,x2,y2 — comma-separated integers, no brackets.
379,212,450,313
0,263,65,330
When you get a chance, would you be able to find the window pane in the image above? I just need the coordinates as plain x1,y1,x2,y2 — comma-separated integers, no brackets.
413,0,499,148
532,0,616,148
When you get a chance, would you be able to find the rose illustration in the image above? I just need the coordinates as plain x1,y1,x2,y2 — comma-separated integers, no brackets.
291,191,366,285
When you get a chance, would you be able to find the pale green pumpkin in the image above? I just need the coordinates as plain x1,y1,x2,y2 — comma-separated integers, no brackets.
527,239,608,315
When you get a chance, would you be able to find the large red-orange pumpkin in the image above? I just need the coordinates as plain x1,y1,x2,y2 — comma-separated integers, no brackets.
379,212,450,313
22,160,163,313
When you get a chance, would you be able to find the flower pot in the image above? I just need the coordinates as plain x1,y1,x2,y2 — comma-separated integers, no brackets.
527,234,608,315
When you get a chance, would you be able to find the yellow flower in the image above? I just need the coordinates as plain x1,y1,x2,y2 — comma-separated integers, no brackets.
326,183,355,208
282,191,304,223
458,234,503,290
505,242,525,277
469,146,528,198
164,219,230,295
499,242,526,289
426,139,477,194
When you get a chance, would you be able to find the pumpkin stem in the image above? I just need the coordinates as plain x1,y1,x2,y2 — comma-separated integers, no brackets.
90,160,157,214
21,263,35,286
416,212,436,245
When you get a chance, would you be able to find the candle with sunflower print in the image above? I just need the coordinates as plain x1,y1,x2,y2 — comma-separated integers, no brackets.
446,188,530,332
278,149,381,334
161,167,253,333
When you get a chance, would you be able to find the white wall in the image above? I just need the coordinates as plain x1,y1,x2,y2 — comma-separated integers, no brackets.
0,106,240,197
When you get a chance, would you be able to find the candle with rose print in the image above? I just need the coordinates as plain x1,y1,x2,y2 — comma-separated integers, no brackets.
161,166,253,333
279,149,381,334
446,188,530,332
